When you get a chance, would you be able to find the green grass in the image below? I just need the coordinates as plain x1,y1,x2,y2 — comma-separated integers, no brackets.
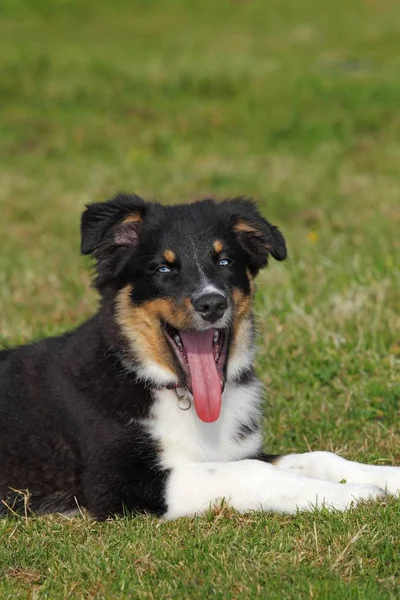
1,0,400,597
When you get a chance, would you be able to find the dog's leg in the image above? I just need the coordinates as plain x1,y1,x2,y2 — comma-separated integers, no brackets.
271,452,400,495
164,460,385,518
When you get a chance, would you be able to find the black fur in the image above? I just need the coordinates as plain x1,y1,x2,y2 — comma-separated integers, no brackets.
0,194,286,518
221,197,286,274
236,418,261,442
0,316,167,518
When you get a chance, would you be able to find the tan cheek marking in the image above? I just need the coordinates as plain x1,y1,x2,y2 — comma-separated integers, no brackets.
213,240,224,254
143,297,193,331
115,285,175,375
163,249,176,263
230,287,253,359
115,286,194,375
232,288,252,322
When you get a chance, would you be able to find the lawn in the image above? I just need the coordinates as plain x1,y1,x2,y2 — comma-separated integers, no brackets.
1,0,400,597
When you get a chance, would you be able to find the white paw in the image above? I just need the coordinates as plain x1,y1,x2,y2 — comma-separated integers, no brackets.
298,482,386,513
373,467,400,496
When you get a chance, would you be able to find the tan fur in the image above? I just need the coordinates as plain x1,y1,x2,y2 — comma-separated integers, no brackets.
230,287,253,359
232,288,252,322
213,240,224,254
116,279,255,380
163,249,176,263
121,213,142,225
234,220,274,254
230,314,253,369
233,221,257,235
115,285,193,376
246,269,256,295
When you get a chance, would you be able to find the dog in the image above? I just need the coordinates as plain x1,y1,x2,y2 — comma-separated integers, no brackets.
1,193,399,520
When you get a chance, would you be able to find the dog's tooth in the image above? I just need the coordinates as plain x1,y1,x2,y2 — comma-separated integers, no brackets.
174,334,182,348
213,330,219,343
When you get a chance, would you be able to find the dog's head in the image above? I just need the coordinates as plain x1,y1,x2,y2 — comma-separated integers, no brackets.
81,194,286,422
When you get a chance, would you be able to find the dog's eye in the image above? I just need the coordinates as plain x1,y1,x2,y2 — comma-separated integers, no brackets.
219,258,230,267
158,266,171,274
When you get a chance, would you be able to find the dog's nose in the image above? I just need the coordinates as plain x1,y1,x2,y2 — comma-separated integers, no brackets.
192,293,228,323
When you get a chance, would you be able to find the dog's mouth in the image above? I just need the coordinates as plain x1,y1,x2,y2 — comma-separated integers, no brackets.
164,323,229,423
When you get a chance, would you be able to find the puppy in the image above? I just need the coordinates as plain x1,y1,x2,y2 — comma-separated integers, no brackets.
0,194,399,519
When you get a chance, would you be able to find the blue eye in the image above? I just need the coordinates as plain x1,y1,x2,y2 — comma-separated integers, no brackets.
158,266,171,273
219,258,230,267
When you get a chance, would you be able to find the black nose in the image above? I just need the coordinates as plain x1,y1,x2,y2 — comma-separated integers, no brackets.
192,293,228,323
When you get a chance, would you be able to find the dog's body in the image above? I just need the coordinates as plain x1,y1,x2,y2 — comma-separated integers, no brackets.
1,194,399,519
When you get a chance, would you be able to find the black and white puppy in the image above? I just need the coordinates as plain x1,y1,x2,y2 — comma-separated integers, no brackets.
0,194,399,519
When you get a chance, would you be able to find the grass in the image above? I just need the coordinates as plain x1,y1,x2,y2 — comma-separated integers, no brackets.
0,0,400,597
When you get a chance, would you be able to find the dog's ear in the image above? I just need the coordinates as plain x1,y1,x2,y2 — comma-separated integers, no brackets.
81,193,152,289
222,198,286,275
81,193,148,255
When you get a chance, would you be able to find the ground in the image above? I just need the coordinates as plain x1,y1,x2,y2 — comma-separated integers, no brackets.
0,0,400,598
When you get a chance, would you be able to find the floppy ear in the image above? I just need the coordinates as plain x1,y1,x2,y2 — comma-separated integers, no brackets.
81,193,151,289
222,198,286,275
81,193,148,255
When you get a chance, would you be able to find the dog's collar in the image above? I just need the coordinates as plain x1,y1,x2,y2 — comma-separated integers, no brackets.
165,382,193,411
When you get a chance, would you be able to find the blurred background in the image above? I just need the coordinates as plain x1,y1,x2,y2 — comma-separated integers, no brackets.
1,0,399,454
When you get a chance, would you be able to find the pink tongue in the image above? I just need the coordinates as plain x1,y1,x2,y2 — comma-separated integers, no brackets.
179,330,222,423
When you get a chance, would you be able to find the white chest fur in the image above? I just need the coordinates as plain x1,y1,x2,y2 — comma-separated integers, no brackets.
145,381,263,469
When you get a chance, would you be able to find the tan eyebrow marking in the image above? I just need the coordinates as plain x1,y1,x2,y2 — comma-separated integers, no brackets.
163,249,176,263
213,240,224,253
